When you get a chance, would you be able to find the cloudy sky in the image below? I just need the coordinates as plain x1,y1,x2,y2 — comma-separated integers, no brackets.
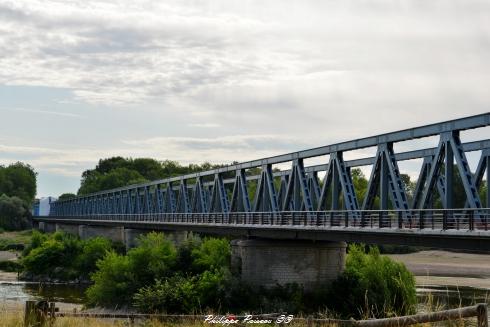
1,0,490,197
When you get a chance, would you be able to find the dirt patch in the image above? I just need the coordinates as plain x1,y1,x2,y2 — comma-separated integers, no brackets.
388,250,490,278
0,251,19,262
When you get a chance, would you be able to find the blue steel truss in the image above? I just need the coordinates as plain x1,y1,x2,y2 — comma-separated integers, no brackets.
50,113,490,217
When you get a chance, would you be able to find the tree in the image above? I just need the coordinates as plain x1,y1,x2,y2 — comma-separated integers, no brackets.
58,193,77,201
0,162,37,204
0,194,31,230
78,157,225,195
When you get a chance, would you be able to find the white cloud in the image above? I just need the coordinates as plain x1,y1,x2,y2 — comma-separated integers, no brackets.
1,0,490,196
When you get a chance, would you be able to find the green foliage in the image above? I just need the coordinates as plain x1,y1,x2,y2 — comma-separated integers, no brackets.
191,238,230,273
86,232,177,307
23,230,48,256
58,193,77,201
77,237,113,275
0,162,37,204
174,236,200,272
85,251,134,306
0,194,31,231
22,232,117,280
85,234,416,317
127,232,177,285
78,168,147,195
23,237,71,277
133,275,199,313
78,157,225,195
0,260,23,272
133,268,231,313
327,244,416,319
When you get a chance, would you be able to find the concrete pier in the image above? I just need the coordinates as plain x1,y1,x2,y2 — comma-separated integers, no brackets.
78,225,125,243
55,223,79,235
38,222,56,233
231,239,346,290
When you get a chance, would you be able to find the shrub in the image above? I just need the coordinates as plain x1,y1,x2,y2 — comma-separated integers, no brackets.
133,275,199,313
127,232,177,284
23,230,48,256
76,237,113,277
22,238,67,276
133,268,232,313
327,244,416,319
85,251,134,307
22,231,118,281
174,236,200,273
86,232,177,307
0,260,23,272
191,238,230,273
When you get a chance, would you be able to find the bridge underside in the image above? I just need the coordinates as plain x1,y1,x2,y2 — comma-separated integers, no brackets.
34,216,490,251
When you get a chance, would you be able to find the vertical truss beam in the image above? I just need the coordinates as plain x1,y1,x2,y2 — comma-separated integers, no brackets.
253,164,279,212
192,177,209,213
419,132,482,209
230,169,251,212
210,173,230,213
176,179,191,213
362,143,409,211
282,159,313,211
164,182,176,213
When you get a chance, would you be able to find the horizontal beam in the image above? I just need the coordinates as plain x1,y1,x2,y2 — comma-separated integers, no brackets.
33,216,490,251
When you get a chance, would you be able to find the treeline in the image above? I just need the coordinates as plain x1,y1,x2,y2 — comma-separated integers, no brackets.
20,231,415,318
71,157,225,196
0,162,36,230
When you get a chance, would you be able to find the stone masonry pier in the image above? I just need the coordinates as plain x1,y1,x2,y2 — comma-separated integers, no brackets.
231,239,346,291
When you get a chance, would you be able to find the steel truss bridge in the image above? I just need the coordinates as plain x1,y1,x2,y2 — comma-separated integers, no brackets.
37,113,490,250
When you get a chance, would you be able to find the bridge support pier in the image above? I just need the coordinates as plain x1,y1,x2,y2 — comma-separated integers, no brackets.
231,239,346,291
37,222,56,233
55,223,79,235
123,229,189,249
78,225,125,243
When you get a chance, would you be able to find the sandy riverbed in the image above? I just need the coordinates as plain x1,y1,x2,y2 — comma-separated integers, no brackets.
388,250,490,289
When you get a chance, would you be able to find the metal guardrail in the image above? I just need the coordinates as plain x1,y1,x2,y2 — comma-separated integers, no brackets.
37,208,490,231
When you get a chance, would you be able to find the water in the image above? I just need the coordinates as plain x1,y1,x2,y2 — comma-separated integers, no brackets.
418,285,490,308
0,281,86,304
0,278,489,311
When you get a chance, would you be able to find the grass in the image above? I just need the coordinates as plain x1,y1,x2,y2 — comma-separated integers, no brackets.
0,230,32,251
0,301,484,327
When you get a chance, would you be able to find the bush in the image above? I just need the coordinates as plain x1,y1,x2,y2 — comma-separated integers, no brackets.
133,275,199,313
0,260,23,272
85,251,134,307
23,230,48,256
327,244,416,319
77,237,113,277
128,232,177,284
86,232,177,307
133,268,231,313
191,238,230,273
21,231,117,281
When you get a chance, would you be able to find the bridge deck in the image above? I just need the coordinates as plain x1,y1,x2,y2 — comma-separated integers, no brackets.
34,210,490,251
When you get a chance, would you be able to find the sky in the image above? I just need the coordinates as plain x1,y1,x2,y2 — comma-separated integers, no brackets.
0,0,490,197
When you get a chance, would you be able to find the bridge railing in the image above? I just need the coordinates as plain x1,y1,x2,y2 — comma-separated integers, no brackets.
38,208,490,231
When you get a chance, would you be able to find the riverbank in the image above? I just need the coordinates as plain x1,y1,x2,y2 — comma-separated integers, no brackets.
388,250,490,290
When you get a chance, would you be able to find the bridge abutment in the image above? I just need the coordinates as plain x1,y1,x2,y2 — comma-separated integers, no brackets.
231,239,346,291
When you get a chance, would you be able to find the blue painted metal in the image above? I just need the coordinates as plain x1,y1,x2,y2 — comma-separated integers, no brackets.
49,113,490,217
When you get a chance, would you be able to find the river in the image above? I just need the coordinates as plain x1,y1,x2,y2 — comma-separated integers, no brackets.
0,250,489,312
